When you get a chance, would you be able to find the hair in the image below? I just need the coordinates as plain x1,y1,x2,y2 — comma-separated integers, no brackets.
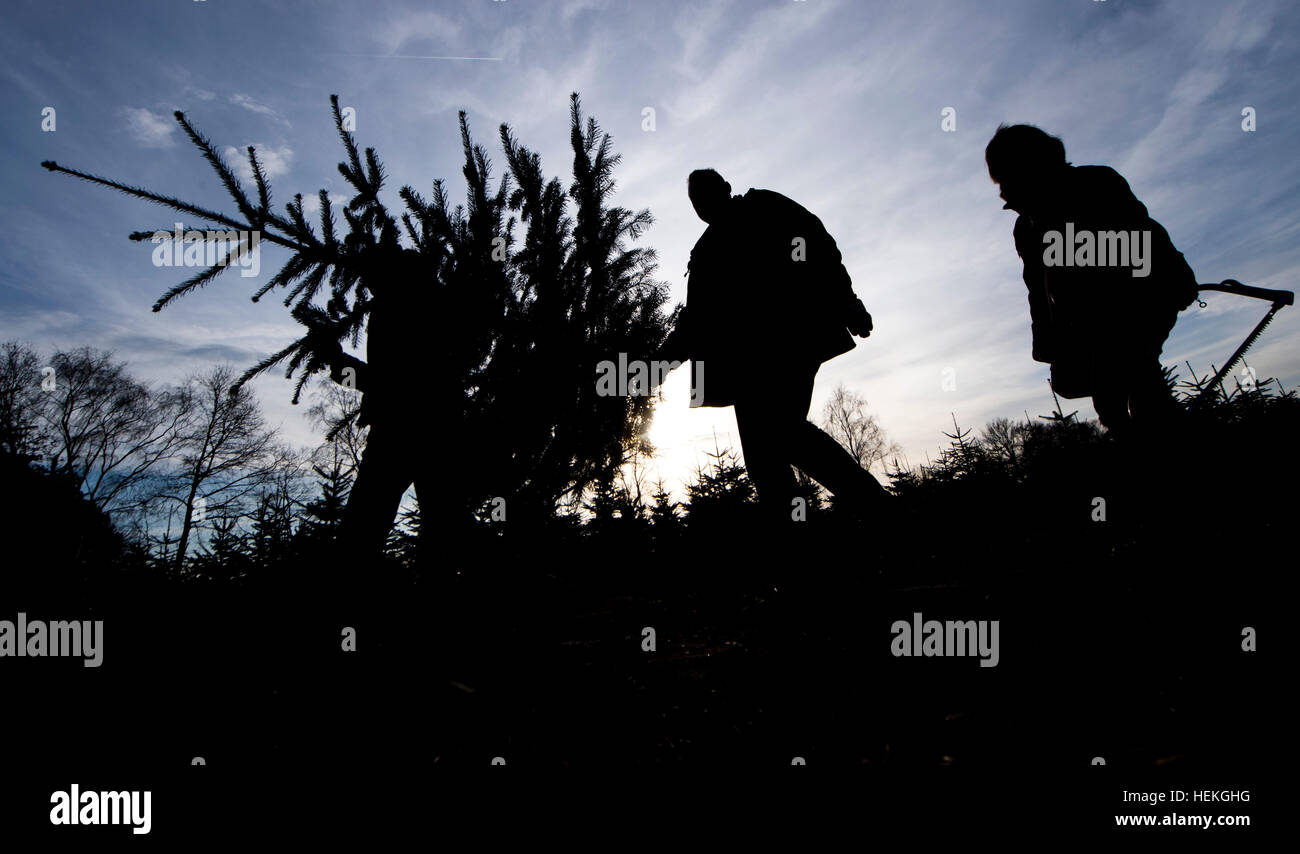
984,124,1068,183
688,168,729,197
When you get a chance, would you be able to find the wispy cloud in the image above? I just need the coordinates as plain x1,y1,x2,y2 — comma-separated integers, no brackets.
222,142,294,182
230,93,288,125
120,106,176,148
371,9,464,55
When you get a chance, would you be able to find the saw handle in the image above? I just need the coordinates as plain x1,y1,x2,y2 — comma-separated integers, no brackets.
1198,279,1294,306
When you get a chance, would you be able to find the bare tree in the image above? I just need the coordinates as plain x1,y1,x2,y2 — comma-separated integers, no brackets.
0,341,45,459
981,417,1027,468
148,365,293,570
819,383,899,473
306,375,367,476
31,346,193,521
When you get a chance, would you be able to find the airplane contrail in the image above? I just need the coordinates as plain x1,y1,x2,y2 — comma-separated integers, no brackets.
325,53,502,61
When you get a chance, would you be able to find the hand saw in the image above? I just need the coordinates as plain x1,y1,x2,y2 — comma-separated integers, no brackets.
1193,279,1294,404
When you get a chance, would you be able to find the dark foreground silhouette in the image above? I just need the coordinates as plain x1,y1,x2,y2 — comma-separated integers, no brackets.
43,94,678,584
658,169,888,521
2,381,1283,783
986,124,1200,442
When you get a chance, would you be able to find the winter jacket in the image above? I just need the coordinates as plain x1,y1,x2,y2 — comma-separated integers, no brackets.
665,188,861,406
1011,165,1197,396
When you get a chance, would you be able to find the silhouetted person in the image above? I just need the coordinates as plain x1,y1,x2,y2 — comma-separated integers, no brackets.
985,124,1199,439
323,240,471,583
658,169,887,521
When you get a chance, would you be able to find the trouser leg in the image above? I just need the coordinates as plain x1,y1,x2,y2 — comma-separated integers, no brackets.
734,394,801,521
1091,387,1133,437
1127,361,1181,429
1091,346,1184,525
1093,358,1179,440
338,426,414,569
1092,311,1181,438
789,421,889,507
734,363,888,516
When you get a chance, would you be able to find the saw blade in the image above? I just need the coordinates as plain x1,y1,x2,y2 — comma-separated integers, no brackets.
1201,304,1281,400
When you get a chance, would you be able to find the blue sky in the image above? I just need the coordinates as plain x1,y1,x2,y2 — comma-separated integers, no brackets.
4,0,1298,497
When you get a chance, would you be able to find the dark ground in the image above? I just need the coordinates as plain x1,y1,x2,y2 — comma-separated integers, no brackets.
0,417,1278,836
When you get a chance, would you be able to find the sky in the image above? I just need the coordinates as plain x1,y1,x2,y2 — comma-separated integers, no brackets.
3,0,1299,501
